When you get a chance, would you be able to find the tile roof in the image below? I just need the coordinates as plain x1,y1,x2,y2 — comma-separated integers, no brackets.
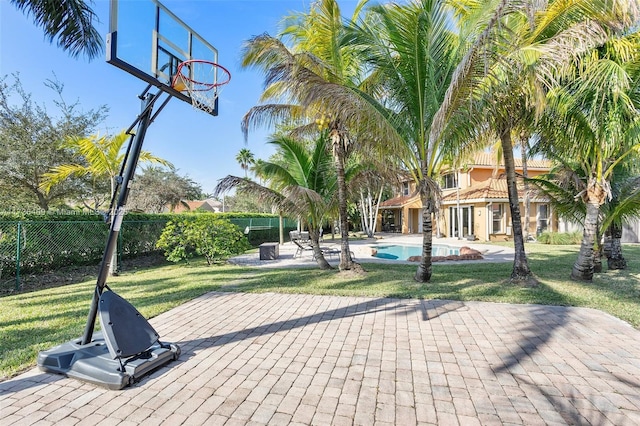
441,152,552,172
442,176,548,203
380,194,420,208
171,200,205,213
468,152,551,169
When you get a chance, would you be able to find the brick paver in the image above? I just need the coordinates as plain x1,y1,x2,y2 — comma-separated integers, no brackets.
2,292,640,425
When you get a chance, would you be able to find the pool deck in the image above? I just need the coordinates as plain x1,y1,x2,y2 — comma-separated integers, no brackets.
230,233,514,269
2,293,640,425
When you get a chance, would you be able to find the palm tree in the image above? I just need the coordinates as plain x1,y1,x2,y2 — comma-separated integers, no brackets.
235,148,255,178
347,0,575,283
486,127,535,241
535,28,640,281
531,156,640,273
602,171,640,270
441,0,636,284
345,0,462,282
42,130,170,274
42,131,172,210
216,133,338,269
241,0,375,272
10,0,102,59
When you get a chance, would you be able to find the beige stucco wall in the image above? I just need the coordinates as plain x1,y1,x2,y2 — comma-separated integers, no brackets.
378,166,555,238
439,201,557,242
379,201,557,241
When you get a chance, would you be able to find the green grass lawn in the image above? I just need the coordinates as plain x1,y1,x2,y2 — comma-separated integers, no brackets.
1,243,639,381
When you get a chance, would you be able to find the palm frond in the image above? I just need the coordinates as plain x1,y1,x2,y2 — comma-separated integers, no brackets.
430,0,514,152
528,173,586,224
10,0,103,59
214,175,284,207
241,104,306,141
40,163,89,193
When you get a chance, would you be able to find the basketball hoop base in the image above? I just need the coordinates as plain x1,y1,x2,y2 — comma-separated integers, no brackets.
37,332,180,390
38,288,180,390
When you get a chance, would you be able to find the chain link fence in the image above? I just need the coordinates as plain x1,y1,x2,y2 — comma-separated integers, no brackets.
0,217,297,293
228,217,297,246
0,220,169,293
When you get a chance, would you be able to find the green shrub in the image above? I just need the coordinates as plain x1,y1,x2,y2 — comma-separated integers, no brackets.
119,220,168,259
536,231,582,245
156,216,251,265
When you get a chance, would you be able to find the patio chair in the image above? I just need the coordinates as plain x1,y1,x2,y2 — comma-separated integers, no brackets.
290,231,314,258
313,247,356,261
314,247,339,260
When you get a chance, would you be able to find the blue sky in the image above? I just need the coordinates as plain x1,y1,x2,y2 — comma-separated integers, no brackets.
0,0,360,195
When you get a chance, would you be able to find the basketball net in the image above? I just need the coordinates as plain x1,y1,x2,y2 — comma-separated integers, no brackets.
171,60,231,114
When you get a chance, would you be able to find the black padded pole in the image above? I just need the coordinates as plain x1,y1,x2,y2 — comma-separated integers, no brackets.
81,92,158,345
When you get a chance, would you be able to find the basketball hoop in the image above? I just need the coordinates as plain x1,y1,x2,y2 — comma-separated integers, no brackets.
171,60,231,114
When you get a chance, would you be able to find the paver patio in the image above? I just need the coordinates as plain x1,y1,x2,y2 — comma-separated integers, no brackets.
2,291,640,425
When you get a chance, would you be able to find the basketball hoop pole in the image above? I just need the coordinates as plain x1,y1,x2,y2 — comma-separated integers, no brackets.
38,86,180,390
81,89,158,345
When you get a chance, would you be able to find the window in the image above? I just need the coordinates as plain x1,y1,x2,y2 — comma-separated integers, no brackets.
402,181,410,196
492,204,503,233
538,204,549,233
442,173,457,189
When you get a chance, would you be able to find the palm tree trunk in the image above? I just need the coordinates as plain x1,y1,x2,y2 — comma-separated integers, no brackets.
415,183,433,283
606,223,627,270
309,229,332,270
593,243,603,273
572,198,599,281
331,130,355,271
500,129,535,285
593,219,603,273
520,134,531,240
603,226,612,258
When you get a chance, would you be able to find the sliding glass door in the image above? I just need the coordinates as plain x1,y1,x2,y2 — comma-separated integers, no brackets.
449,206,474,238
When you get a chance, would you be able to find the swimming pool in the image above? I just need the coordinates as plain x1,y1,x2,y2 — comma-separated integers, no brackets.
372,244,459,260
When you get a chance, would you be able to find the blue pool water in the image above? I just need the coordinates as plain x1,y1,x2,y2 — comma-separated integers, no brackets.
372,244,459,260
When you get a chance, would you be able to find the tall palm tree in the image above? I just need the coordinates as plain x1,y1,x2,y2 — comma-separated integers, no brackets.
42,131,172,210
346,0,568,283
216,133,338,269
241,0,375,272
235,148,255,178
486,127,535,241
345,0,462,282
10,0,102,59
535,28,640,281
443,0,636,284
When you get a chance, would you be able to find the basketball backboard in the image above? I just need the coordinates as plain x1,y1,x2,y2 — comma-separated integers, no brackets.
107,0,224,115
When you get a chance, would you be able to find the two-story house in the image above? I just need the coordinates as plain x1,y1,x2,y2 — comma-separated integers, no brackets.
378,152,558,242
